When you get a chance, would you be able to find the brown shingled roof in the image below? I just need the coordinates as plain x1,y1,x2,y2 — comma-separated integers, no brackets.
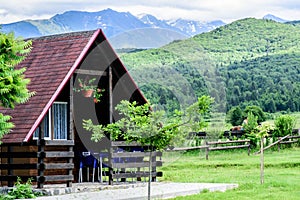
1,30,101,143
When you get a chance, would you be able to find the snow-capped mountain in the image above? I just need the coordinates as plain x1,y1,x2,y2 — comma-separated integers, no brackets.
1,8,226,48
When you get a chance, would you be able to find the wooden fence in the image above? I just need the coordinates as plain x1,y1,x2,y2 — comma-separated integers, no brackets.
169,139,251,160
277,135,300,151
205,139,250,160
107,141,162,185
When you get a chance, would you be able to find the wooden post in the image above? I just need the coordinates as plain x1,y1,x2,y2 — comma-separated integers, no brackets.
205,141,209,160
151,151,156,182
67,76,74,187
260,138,264,184
148,150,152,200
247,143,250,156
108,65,113,185
7,146,13,187
38,121,45,188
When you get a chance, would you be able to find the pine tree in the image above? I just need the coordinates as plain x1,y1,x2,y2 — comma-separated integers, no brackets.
0,31,34,142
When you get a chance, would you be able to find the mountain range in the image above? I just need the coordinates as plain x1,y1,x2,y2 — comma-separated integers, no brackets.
0,9,295,49
120,18,300,114
1,8,226,49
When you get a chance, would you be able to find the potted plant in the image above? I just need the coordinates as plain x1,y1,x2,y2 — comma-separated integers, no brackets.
77,77,96,97
74,78,104,102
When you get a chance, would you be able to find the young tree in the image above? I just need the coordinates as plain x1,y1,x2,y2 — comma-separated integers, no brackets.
254,123,273,184
83,95,214,199
243,111,261,148
0,31,34,141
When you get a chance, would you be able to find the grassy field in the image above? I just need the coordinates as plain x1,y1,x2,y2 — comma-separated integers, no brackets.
158,147,300,200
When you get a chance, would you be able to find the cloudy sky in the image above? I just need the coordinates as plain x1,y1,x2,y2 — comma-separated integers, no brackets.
1,0,300,24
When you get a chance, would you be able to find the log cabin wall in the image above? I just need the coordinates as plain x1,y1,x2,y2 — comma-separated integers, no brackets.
0,140,74,187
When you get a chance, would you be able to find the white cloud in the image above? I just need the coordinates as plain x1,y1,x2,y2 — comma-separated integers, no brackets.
0,0,300,24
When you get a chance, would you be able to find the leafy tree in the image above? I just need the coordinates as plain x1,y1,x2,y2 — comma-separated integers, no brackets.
84,95,214,149
83,95,214,200
226,106,243,126
0,32,34,142
263,99,276,113
244,105,266,123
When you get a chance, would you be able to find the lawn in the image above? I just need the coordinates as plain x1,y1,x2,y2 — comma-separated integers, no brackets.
158,147,300,200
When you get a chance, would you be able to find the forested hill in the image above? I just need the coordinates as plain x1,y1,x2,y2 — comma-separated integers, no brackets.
120,18,300,114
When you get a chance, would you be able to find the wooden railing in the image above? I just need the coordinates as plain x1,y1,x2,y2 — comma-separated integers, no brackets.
205,139,250,160
168,139,250,160
0,140,74,188
108,141,163,185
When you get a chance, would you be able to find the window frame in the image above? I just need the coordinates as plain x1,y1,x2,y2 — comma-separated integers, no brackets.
33,101,68,140
52,101,68,140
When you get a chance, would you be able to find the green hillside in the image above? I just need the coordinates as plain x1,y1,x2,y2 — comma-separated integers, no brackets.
120,18,300,114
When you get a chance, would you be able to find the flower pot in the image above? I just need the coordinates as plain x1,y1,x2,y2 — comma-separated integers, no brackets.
93,98,99,103
82,89,93,97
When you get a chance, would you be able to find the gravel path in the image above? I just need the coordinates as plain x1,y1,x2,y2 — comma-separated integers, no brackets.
35,182,238,200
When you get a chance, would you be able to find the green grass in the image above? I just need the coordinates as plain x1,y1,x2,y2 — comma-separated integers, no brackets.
158,148,300,200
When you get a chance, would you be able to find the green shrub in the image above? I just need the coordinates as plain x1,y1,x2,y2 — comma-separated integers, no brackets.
273,115,296,137
0,177,43,199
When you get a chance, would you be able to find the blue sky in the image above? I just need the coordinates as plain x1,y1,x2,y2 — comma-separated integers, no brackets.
1,0,300,24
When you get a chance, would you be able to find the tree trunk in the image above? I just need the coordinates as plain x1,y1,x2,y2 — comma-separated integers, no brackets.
260,138,264,184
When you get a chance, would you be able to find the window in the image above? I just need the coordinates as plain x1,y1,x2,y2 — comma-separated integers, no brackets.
34,102,68,140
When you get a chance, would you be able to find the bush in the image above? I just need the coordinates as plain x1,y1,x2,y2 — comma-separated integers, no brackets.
0,177,43,199
273,115,296,137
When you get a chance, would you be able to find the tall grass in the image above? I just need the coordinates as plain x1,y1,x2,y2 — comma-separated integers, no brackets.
158,148,300,200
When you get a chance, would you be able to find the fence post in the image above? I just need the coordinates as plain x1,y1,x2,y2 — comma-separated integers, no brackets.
205,141,209,160
247,143,250,156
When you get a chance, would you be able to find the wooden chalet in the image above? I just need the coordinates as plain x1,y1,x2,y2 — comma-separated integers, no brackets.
0,29,162,188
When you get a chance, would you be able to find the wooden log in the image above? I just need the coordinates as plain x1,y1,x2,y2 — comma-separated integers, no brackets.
0,176,38,182
112,151,162,158
209,144,250,151
207,140,250,145
39,175,74,182
170,145,209,151
0,164,38,170
279,140,298,144
112,161,162,169
0,152,38,158
111,141,142,147
43,163,74,170
75,69,107,76
287,135,300,139
43,140,74,146
43,151,74,158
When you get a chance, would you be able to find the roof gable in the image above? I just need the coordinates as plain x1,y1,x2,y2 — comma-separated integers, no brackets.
1,30,100,143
